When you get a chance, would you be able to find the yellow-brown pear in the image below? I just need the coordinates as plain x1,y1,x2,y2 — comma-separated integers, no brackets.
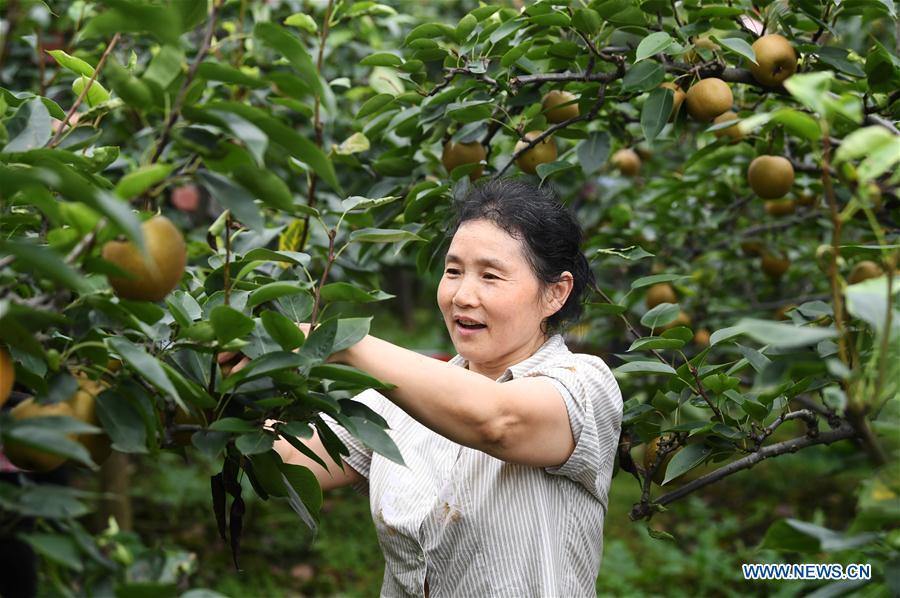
685,78,733,122
542,90,579,123
514,131,557,174
102,216,186,302
0,348,13,408
750,34,797,87
611,149,641,176
748,156,794,199
441,141,487,180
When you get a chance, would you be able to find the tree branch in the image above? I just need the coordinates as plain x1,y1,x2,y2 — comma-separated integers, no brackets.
149,0,222,164
629,423,858,520
47,33,121,148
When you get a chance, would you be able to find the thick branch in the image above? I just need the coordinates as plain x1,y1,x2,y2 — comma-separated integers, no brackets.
629,423,858,520
865,113,900,135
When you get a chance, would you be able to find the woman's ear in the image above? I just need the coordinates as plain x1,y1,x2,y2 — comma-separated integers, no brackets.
545,271,574,315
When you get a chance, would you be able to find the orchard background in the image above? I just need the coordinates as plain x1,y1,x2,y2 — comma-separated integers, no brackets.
0,0,898,596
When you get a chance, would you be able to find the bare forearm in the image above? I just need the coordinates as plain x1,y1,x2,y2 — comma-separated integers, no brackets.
337,335,503,449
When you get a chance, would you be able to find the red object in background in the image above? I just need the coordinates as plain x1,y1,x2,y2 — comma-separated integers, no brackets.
429,353,452,362
171,184,201,213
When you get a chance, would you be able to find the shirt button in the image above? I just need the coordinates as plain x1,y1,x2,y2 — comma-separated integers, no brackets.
418,553,426,562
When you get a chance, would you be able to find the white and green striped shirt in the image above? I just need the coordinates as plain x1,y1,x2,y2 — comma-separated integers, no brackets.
323,334,623,597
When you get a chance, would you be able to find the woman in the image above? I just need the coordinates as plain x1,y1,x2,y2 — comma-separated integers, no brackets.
221,178,623,597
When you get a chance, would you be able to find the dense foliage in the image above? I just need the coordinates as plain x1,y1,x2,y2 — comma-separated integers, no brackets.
0,0,897,595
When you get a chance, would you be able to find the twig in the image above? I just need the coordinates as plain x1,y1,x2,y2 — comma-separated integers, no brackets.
47,32,121,148
510,70,621,88
149,0,222,164
687,362,725,422
495,82,613,177
425,66,499,98
64,217,107,265
309,229,337,327
629,423,858,520
865,113,900,135
298,0,335,253
752,409,819,448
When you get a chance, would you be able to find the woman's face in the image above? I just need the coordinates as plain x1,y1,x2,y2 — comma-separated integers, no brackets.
437,219,572,379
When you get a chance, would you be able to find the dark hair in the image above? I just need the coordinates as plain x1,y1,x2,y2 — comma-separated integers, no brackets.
445,177,595,337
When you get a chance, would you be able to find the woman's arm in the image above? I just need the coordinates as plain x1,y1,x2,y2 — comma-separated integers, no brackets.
272,427,364,492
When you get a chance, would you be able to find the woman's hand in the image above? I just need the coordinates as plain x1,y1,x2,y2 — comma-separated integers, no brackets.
216,351,250,377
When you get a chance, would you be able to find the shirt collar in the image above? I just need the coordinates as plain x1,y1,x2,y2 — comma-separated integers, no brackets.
448,334,568,382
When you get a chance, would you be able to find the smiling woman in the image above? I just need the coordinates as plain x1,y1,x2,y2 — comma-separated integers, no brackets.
257,177,624,597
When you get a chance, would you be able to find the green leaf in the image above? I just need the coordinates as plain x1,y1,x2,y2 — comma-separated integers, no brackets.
784,71,832,115
340,195,399,212
196,62,267,88
280,463,323,528
759,519,823,552
220,352,306,391
107,337,182,408
845,276,900,336
628,337,686,351
284,13,318,34
202,102,342,195
635,32,673,62
572,8,603,34
0,239,90,293
577,132,610,175
333,318,371,354
209,418,258,433
231,164,296,211
142,45,185,89
3,98,51,152
47,50,95,77
320,283,393,303
21,533,83,572
349,228,425,244
96,390,148,454
261,310,306,351
641,87,673,143
834,126,895,164
254,22,323,97
236,431,274,456
536,160,576,181
361,53,404,67
729,318,838,349
631,274,687,290
310,364,394,389
344,414,405,465
356,94,395,119
641,303,680,328
114,163,173,199
243,248,311,267
248,282,308,309
614,361,677,375
858,136,900,181
662,443,711,485
622,61,665,92
711,36,757,65
209,305,256,344
81,0,182,44
196,170,264,232
4,417,97,468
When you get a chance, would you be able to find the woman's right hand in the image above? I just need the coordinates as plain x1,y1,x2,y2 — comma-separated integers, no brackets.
216,351,251,377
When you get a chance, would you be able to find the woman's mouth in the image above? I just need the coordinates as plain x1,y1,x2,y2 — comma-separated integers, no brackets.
455,318,487,336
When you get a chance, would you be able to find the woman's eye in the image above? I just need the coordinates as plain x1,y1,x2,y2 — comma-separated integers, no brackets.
483,273,498,280
445,268,459,275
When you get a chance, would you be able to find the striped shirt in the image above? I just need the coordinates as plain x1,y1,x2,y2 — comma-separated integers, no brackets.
322,334,623,597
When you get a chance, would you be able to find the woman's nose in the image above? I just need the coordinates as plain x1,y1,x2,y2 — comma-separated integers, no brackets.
452,275,479,307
